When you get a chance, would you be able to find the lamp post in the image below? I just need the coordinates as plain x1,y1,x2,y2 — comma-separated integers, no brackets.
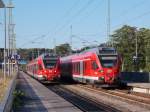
135,30,138,59
0,0,6,80
135,29,138,71
31,41,42,57
70,25,72,54
4,5,6,79
107,0,110,45
53,38,56,55
7,0,15,76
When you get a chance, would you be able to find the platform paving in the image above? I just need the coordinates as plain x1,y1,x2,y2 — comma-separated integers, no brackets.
127,83,150,88
127,83,150,94
14,71,82,112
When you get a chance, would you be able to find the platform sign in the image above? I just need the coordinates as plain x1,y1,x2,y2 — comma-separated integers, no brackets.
18,59,27,65
10,54,20,60
133,56,139,65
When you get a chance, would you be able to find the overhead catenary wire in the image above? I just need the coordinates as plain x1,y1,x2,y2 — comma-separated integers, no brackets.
114,0,148,20
18,0,82,48
50,0,95,38
49,0,82,37
93,0,150,44
96,8,150,41
18,34,47,48
112,10,150,30
76,0,105,24
19,0,105,49
18,0,150,49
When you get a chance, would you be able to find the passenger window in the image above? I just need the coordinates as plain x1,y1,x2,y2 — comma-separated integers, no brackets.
92,61,99,70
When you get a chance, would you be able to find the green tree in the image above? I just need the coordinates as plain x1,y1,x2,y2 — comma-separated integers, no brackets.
111,25,147,71
138,28,150,71
55,43,71,55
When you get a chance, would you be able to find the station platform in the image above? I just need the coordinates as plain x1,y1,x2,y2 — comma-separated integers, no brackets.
127,82,150,94
14,71,82,112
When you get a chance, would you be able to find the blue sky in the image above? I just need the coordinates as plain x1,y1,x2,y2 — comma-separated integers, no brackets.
0,0,150,49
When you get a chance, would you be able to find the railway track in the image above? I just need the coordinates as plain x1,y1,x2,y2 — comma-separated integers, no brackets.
46,85,121,112
75,84,150,109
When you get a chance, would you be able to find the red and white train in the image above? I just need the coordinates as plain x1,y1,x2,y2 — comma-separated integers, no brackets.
60,47,122,84
26,54,60,81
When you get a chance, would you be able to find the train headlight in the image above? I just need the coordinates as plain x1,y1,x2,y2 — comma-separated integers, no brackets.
99,77,104,80
49,70,52,73
99,70,104,73
94,72,98,75
107,69,112,73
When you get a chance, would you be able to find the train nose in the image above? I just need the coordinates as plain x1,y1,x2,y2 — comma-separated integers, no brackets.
105,69,115,83
48,70,52,73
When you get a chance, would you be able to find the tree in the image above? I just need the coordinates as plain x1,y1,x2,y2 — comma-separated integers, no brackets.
111,25,147,71
138,28,150,71
55,43,71,55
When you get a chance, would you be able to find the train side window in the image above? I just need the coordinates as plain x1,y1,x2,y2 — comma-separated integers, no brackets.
92,61,99,70
75,62,77,73
76,62,78,73
73,63,76,73
78,62,80,74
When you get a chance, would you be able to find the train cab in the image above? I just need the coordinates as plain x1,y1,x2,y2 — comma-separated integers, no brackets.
60,47,122,84
27,54,60,81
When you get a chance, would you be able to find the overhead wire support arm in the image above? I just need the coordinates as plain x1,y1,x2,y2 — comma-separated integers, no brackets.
107,0,111,47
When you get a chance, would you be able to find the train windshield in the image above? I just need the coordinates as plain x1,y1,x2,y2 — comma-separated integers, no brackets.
43,59,57,69
98,55,117,68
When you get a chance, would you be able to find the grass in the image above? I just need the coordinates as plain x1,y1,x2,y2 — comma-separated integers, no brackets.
0,69,15,103
13,90,25,109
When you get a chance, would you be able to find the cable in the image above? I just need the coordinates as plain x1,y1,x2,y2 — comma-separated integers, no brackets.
76,0,105,24
18,34,46,48
96,9,150,41
114,0,148,20
112,10,150,29
18,0,82,48
51,0,95,38
48,0,82,37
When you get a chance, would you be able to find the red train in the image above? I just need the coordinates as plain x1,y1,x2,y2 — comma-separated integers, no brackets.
60,47,122,84
26,54,60,81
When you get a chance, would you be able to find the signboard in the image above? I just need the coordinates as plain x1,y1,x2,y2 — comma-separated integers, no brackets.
18,59,27,65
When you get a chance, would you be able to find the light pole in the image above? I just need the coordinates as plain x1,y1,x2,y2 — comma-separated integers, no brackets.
53,38,56,55
31,41,42,57
4,5,6,79
107,0,112,47
0,0,6,80
70,25,73,54
135,30,138,59
82,42,89,51
7,0,14,76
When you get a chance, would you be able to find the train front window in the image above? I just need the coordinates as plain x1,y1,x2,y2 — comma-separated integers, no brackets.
98,56,117,68
43,59,57,69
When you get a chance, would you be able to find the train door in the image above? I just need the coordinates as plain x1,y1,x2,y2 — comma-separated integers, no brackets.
80,61,83,82
80,61,83,76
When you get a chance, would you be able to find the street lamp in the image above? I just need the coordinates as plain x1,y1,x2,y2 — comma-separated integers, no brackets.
31,41,42,57
0,0,6,80
135,29,138,59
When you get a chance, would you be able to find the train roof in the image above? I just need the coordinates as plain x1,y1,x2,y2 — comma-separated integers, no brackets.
40,53,59,58
61,47,118,61
27,53,59,65
80,47,118,55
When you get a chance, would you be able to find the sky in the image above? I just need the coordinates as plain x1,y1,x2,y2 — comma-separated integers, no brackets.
0,0,150,49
